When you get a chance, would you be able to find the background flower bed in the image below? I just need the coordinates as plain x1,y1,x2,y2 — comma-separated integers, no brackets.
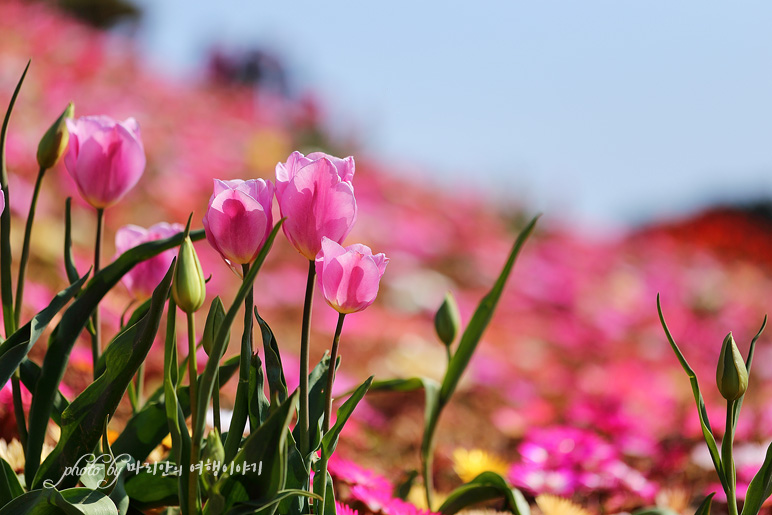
3,1,772,512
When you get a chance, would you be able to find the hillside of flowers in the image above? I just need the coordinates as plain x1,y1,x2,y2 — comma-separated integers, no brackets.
3,2,772,514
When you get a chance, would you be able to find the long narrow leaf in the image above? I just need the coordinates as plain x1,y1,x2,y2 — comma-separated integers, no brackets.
742,442,772,515
25,228,204,482
18,358,69,425
0,456,23,506
256,310,288,404
0,61,30,336
31,261,174,489
440,215,538,403
657,295,725,487
438,471,529,515
733,316,767,429
695,493,715,515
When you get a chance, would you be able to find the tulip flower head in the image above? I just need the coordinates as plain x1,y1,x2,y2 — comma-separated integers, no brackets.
203,179,274,273
716,332,748,401
115,222,184,300
275,151,357,260
64,115,146,209
315,237,388,314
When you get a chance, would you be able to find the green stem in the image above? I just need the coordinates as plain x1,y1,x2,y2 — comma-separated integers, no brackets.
187,312,200,514
213,371,221,435
723,399,738,515
299,260,316,459
91,208,104,379
11,371,26,449
322,313,345,434
318,312,345,514
14,166,46,328
224,263,254,461
136,362,145,408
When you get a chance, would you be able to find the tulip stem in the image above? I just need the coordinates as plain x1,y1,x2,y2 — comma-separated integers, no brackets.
322,313,345,434
224,263,254,461
317,312,345,514
14,166,46,328
723,399,738,515
186,312,200,514
299,260,316,461
213,371,221,435
91,207,104,378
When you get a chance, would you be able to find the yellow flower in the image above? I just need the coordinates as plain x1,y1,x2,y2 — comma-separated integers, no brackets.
452,448,509,483
535,494,591,515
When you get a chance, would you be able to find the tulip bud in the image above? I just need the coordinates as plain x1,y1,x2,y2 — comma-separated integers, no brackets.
201,429,225,490
37,102,74,169
434,292,461,347
716,333,748,401
202,296,228,356
173,236,206,314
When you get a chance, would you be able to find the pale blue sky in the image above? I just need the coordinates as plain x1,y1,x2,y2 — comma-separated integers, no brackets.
130,1,772,228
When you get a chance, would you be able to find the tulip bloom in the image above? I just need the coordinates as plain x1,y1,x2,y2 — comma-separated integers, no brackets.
203,179,274,270
315,237,388,314
115,222,183,299
275,151,357,260
64,115,146,209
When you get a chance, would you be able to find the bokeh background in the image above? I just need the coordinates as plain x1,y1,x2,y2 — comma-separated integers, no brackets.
3,1,772,512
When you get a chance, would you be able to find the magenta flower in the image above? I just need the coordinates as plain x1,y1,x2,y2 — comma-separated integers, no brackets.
63,115,146,209
203,179,274,271
275,151,357,260
115,222,184,300
315,237,388,314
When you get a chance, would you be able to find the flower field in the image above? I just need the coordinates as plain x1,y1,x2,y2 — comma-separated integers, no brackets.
2,2,772,514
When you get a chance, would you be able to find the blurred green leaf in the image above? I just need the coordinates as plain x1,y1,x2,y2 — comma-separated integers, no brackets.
18,358,68,426
0,487,118,515
438,471,529,515
31,262,174,489
248,353,270,429
0,456,23,506
123,472,179,511
695,493,715,515
225,489,322,515
658,295,726,488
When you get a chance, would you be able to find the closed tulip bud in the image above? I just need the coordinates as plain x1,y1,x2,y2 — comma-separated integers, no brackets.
37,102,74,169
716,333,748,401
173,236,206,314
435,292,461,347
201,296,228,356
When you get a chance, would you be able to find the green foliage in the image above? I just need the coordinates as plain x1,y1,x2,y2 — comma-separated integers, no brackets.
437,471,530,515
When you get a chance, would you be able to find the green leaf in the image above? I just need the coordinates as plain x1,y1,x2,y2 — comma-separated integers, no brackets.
439,215,538,403
0,456,23,506
248,353,270,428
1,60,30,337
31,262,174,490
438,471,529,515
193,221,282,466
742,440,772,515
202,429,225,495
632,509,680,515
25,228,206,483
255,310,288,405
0,487,119,515
18,358,68,426
278,431,310,515
110,356,238,463
205,392,297,515
292,352,334,458
0,272,89,387
63,198,80,286
321,376,373,456
657,295,726,488
695,493,715,515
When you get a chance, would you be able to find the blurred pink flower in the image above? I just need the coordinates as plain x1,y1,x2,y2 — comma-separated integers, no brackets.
315,237,388,314
203,178,274,272
115,222,183,299
275,151,357,260
64,115,146,208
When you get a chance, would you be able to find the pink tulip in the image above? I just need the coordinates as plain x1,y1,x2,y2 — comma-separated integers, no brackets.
115,222,184,300
275,151,357,260
315,237,388,314
64,115,146,209
203,179,274,270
